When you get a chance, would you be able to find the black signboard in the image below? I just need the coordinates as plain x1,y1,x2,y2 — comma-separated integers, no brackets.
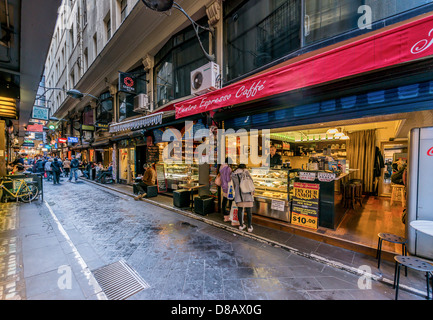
118,72,137,94
146,146,160,164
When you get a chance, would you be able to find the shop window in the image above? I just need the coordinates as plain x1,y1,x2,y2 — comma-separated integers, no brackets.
154,17,210,107
96,92,113,124
224,0,301,82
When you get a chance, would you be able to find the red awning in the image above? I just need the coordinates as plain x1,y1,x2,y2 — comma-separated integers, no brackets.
175,13,433,119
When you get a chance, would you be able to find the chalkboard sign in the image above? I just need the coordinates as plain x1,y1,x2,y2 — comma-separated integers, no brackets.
155,164,167,193
146,146,160,164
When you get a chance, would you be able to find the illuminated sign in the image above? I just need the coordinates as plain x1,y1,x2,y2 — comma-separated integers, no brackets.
68,137,79,143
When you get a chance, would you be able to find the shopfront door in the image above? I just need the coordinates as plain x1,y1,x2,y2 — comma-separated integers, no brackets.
119,148,136,184
379,141,408,197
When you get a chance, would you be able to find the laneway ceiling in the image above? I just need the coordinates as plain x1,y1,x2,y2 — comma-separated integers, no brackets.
0,0,61,139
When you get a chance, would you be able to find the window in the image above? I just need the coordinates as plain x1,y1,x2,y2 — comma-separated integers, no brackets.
96,92,113,124
83,0,88,25
82,106,94,126
105,14,112,42
304,0,363,45
93,33,97,59
154,17,210,107
70,70,75,88
366,0,433,22
83,48,88,71
120,0,128,21
224,0,301,82
69,28,75,49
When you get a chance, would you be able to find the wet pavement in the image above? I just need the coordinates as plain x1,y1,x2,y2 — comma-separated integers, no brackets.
0,177,430,301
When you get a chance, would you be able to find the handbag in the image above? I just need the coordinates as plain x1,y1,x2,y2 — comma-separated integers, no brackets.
76,169,83,178
215,174,221,187
229,203,240,226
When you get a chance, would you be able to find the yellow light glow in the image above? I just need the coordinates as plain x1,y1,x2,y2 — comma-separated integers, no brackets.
326,128,338,135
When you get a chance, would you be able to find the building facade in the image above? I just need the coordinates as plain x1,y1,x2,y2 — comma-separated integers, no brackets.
42,0,433,255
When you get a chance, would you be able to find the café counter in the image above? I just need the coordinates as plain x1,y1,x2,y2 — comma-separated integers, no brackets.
294,170,357,229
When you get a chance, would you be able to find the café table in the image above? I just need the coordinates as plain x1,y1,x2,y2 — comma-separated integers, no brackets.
410,220,433,237
179,183,205,210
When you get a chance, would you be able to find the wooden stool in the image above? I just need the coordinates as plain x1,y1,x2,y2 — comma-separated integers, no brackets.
391,184,406,207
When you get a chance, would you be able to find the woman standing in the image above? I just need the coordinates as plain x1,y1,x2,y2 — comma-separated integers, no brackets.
219,159,233,222
231,164,255,233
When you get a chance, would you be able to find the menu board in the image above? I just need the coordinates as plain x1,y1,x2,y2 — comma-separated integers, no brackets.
155,164,167,193
291,182,320,230
146,146,160,164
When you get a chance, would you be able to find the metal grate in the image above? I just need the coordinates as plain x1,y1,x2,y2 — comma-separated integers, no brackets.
92,260,150,300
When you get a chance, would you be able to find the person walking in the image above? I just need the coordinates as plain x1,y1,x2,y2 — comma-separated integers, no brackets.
231,164,255,233
45,158,53,181
63,158,71,177
68,155,80,183
219,159,233,222
51,158,63,185
134,163,157,200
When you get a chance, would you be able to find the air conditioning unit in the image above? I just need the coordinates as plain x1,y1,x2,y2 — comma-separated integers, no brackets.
191,62,220,96
134,93,150,113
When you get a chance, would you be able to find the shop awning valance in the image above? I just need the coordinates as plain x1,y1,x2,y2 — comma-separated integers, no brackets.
109,112,164,133
175,13,433,119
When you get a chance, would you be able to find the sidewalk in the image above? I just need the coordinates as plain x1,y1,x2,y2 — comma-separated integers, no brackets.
83,178,431,299
0,200,106,300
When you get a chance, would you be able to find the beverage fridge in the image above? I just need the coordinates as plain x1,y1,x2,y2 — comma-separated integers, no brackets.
406,126,433,259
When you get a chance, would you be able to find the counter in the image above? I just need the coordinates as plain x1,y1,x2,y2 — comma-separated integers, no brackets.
249,167,357,229
295,170,357,229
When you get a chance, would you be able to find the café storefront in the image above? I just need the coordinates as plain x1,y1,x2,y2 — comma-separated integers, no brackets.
172,14,433,255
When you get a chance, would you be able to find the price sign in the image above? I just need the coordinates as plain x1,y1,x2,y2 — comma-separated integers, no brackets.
318,172,336,182
291,182,320,230
271,199,286,212
299,171,316,181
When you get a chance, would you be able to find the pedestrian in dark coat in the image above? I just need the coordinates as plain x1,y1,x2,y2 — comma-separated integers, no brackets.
51,158,63,185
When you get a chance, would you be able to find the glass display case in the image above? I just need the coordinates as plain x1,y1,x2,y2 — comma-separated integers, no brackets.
250,168,291,222
164,163,199,190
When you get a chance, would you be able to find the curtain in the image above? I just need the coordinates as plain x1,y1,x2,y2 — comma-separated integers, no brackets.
346,129,377,193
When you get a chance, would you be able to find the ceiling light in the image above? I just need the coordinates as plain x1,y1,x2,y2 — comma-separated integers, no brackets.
326,128,338,135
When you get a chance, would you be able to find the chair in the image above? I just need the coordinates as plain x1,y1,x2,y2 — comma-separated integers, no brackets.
391,184,406,207
376,233,408,269
393,256,433,300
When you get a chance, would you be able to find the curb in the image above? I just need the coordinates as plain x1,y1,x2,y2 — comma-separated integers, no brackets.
81,178,427,299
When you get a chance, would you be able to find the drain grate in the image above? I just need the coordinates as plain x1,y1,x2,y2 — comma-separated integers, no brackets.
92,260,150,300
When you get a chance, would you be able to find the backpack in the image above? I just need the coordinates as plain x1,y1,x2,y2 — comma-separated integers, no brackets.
239,171,255,193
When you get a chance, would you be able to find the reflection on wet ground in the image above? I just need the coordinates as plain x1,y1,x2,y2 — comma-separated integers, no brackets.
37,180,423,300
